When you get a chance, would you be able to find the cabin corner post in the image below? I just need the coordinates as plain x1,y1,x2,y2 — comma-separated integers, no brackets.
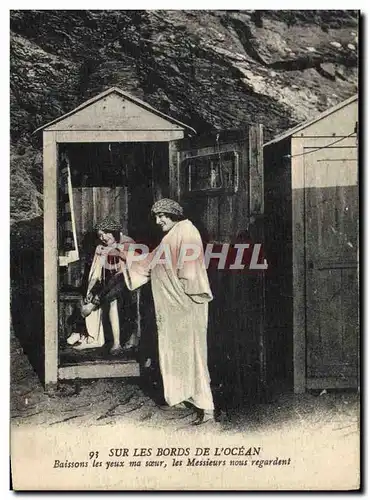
249,124,264,215
43,131,59,389
291,137,306,394
248,124,267,396
168,141,180,201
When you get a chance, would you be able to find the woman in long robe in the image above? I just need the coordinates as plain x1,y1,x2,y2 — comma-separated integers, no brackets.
121,199,215,425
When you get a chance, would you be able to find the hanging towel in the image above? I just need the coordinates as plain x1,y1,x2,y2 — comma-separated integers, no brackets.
59,156,79,266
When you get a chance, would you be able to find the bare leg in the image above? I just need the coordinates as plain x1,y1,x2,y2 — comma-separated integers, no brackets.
109,299,121,352
123,290,140,349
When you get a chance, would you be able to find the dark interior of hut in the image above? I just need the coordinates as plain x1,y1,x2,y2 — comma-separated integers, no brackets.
57,142,167,371
263,140,294,393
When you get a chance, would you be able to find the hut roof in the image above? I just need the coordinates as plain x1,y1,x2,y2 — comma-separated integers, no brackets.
34,87,196,135
264,94,358,147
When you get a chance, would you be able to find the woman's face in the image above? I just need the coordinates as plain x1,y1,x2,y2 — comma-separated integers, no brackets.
98,230,116,246
155,213,176,233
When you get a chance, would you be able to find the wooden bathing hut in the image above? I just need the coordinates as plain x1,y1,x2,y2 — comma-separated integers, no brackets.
36,87,195,388
263,94,359,393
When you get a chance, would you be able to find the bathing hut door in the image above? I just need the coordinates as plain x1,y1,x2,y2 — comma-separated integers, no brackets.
304,145,359,389
169,127,267,406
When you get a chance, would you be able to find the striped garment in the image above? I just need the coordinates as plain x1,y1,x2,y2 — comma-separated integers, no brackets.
59,157,79,266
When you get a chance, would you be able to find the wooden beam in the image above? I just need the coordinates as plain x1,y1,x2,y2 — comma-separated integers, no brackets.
291,137,306,394
43,132,59,387
54,130,184,143
249,124,264,215
168,140,180,201
248,125,267,396
58,362,140,380
290,136,357,148
306,377,358,390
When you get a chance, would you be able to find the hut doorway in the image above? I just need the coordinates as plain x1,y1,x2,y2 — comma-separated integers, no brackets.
37,87,194,388
58,141,168,376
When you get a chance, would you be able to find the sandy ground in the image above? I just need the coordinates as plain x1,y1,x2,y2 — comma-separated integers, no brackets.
10,330,359,432
10,332,360,490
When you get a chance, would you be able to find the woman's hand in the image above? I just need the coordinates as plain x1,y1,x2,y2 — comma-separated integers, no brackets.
117,246,129,261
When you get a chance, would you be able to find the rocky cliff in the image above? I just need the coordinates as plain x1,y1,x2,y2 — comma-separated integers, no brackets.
10,9,358,224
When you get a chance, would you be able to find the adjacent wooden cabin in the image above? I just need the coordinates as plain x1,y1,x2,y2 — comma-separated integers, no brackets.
36,87,196,387
263,94,359,393
36,87,267,409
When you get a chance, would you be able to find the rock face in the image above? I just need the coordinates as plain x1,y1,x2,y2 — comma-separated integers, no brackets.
10,10,358,225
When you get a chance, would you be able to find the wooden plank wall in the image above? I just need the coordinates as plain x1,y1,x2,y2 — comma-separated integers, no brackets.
303,144,358,388
176,129,266,408
62,187,129,288
73,186,129,241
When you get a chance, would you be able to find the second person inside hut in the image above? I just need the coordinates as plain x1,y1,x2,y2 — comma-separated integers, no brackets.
73,216,138,354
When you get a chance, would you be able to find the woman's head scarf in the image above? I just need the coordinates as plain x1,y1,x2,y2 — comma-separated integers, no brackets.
151,198,184,217
95,216,121,232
